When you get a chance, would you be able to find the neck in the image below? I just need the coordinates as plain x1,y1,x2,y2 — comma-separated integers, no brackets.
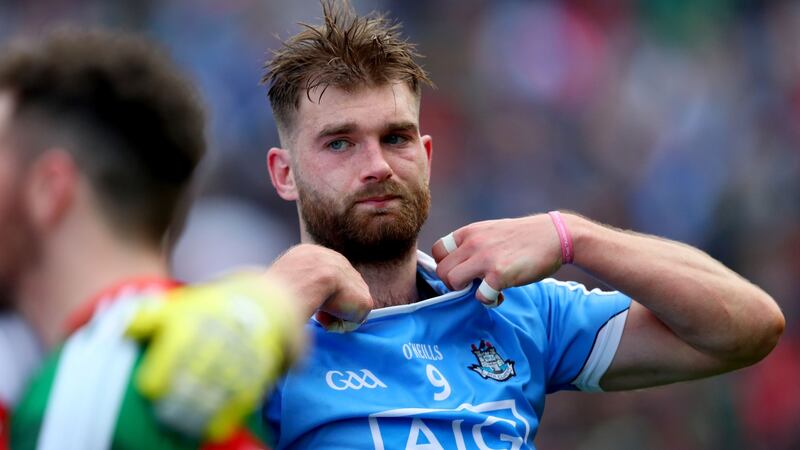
15,228,167,349
354,248,419,309
299,232,420,309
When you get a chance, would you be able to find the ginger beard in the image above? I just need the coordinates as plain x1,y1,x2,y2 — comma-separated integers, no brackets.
297,177,431,266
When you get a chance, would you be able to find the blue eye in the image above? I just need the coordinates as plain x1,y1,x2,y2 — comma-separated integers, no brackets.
383,134,408,146
327,139,349,152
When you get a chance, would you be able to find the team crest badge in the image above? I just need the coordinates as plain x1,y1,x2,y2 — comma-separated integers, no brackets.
468,340,516,382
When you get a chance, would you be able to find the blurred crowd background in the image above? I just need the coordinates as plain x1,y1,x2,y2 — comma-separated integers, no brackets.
2,0,798,448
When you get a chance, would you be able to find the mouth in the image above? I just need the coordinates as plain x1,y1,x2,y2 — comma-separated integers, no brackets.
354,195,400,208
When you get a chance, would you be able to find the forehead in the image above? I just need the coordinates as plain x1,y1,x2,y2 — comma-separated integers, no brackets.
294,83,419,139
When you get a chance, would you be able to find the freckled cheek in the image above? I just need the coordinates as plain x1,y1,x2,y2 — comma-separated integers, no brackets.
300,161,353,194
298,153,337,179
392,154,428,178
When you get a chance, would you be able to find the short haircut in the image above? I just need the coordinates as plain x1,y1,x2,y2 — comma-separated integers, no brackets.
0,28,205,245
262,0,433,142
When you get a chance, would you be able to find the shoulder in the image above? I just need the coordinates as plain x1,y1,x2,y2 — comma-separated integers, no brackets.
10,344,65,450
498,279,630,329
506,278,626,306
498,278,582,313
12,297,144,450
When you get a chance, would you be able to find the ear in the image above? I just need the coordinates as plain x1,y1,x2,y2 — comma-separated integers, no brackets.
24,149,78,231
267,147,298,201
421,134,433,182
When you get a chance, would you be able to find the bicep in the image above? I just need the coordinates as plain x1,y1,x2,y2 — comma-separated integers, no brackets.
600,301,735,391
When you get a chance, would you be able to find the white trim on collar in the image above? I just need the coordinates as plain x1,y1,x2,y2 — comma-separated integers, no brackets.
364,251,475,321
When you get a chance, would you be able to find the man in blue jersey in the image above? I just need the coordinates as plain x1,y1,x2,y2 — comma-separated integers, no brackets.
255,1,786,448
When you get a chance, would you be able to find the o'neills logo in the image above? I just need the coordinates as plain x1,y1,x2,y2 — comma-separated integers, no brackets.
468,340,516,382
402,342,443,361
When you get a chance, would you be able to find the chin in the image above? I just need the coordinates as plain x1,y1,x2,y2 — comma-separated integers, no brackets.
369,210,396,218
355,209,397,223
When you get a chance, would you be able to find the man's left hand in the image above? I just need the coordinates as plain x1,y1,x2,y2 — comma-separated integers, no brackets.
431,214,564,306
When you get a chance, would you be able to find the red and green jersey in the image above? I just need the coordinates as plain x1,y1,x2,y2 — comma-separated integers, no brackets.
11,278,269,450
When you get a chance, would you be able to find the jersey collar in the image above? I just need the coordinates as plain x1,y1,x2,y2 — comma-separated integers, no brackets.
415,250,451,296
363,251,478,321
64,277,180,335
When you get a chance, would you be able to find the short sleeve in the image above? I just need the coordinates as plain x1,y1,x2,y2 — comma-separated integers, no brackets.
534,279,631,393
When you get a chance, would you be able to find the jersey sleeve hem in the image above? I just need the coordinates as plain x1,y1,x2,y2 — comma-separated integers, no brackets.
571,308,629,392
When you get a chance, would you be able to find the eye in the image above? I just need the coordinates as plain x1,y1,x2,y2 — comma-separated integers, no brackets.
326,139,351,152
383,134,409,146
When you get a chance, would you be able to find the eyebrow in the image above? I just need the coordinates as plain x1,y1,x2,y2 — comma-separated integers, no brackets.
315,121,419,142
385,121,419,135
315,122,358,141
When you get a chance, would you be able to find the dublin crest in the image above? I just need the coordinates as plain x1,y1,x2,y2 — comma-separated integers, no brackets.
468,340,516,382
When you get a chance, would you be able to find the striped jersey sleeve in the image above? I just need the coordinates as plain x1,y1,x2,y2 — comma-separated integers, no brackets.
533,279,631,393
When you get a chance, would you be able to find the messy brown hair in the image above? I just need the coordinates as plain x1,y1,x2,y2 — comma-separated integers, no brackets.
262,0,433,142
0,29,205,246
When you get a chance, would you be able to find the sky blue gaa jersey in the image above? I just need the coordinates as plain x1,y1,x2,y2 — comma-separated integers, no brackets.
265,252,631,449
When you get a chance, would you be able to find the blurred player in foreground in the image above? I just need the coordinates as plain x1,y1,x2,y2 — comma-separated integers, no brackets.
253,1,785,447
0,29,312,449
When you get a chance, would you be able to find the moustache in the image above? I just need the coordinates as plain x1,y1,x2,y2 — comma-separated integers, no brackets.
347,182,409,208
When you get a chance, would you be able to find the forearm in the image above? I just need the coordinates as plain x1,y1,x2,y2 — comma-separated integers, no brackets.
565,213,784,365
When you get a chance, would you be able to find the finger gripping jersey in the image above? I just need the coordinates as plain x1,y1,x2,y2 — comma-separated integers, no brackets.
266,252,631,449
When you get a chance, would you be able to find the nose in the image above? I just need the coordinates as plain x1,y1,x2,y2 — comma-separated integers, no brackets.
359,139,392,183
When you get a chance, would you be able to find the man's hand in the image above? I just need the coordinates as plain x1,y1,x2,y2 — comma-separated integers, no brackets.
431,215,563,306
126,272,305,442
266,244,374,332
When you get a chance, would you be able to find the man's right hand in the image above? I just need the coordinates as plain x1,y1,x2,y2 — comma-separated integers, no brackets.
266,244,374,332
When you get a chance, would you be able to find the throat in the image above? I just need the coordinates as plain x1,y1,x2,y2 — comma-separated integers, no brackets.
416,271,438,301
356,255,423,309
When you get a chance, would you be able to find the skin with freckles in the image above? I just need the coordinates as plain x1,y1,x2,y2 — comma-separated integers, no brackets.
268,83,432,311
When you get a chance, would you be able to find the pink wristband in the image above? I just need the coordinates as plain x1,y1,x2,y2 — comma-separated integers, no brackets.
548,211,574,264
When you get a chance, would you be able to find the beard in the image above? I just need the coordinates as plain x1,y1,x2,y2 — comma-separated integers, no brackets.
297,177,431,266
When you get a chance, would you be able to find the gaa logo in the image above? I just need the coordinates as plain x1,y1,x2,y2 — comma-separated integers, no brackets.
325,369,387,391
